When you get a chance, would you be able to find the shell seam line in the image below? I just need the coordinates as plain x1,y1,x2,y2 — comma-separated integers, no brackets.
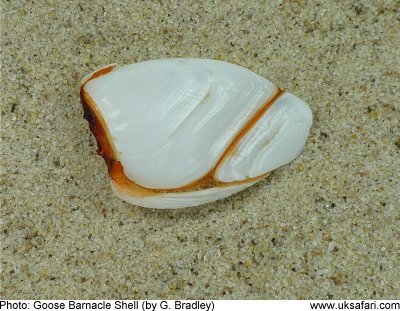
212,88,285,175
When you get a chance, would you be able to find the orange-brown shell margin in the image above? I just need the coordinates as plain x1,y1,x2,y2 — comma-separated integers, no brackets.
80,65,283,197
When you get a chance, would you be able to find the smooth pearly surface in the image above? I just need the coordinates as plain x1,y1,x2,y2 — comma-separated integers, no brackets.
82,58,312,208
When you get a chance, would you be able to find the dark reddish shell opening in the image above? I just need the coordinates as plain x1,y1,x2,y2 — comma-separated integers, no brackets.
80,65,117,170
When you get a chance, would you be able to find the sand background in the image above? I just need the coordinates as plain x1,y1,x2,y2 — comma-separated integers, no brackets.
1,0,399,299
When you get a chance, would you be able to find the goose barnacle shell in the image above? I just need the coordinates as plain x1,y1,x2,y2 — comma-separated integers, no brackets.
80,59,312,209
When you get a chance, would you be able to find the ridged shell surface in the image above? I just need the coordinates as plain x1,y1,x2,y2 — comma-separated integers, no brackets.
81,59,312,209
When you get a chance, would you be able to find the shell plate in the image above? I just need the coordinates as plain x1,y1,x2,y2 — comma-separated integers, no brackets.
80,59,312,208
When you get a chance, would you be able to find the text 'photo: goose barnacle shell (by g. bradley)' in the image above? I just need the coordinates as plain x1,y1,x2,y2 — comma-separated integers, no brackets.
80,58,313,209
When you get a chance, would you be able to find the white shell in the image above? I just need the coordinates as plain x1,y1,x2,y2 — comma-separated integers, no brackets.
80,59,312,209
